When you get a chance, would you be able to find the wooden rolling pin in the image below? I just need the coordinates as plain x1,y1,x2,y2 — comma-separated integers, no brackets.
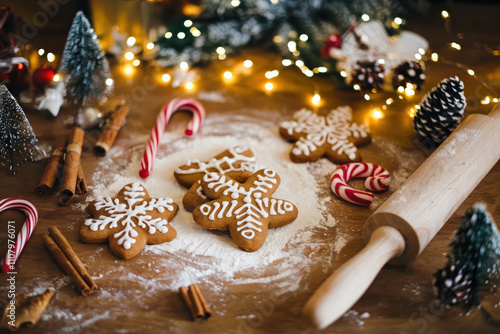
303,103,500,329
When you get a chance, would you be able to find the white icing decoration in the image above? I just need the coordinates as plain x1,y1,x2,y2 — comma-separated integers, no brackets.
199,169,294,240
175,146,261,175
84,183,175,250
280,106,369,160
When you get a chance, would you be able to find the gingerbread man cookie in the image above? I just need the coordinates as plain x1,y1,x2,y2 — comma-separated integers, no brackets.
80,183,178,259
174,146,262,212
192,169,298,252
279,106,371,163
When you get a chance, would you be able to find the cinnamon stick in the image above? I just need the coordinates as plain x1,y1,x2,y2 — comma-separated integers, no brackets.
179,286,198,320
94,104,129,156
75,164,88,195
0,289,54,331
48,226,97,292
58,127,85,205
35,135,68,195
179,285,211,320
188,285,205,319
42,234,92,296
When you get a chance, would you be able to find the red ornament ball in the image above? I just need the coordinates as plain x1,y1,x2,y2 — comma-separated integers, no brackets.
321,34,342,58
32,65,55,90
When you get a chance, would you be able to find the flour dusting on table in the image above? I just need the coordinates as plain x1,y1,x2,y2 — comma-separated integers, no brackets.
86,111,343,294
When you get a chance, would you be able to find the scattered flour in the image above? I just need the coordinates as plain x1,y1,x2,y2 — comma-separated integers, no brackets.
16,109,427,332
84,111,347,294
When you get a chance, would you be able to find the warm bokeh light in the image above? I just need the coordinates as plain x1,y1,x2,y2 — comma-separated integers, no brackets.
264,82,274,91
126,36,136,47
124,52,134,61
180,62,189,71
311,93,321,106
481,96,491,104
184,82,194,90
223,71,233,79
146,43,154,50
363,94,370,101
243,60,253,68
371,108,384,120
53,74,60,82
282,59,292,66
47,52,55,62
106,78,114,86
133,59,141,67
161,74,171,83
361,14,370,21
451,42,461,50
190,28,201,37
431,53,439,62
467,69,475,76
441,10,449,19
38,48,45,56
123,64,134,76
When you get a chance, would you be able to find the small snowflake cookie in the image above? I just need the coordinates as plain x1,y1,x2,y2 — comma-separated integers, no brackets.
174,146,262,212
80,183,178,259
279,106,371,163
192,168,298,252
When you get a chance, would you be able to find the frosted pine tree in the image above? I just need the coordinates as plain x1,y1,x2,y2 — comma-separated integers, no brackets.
60,11,112,105
434,203,500,309
0,85,42,173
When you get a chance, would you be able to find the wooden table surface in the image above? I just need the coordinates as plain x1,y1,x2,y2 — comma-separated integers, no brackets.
1,3,500,333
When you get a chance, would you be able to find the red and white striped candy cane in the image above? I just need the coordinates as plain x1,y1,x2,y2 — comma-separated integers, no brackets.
139,98,206,179
330,162,391,206
1,198,39,273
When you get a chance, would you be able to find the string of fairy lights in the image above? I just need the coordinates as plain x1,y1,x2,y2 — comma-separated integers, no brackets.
35,6,499,120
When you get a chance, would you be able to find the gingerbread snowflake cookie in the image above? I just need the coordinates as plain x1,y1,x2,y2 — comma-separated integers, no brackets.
80,183,178,259
192,169,298,252
174,146,262,212
279,106,371,163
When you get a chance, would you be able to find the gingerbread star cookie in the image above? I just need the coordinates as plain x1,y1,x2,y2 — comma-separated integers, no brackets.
80,182,178,259
174,146,262,212
192,169,298,252
279,106,371,163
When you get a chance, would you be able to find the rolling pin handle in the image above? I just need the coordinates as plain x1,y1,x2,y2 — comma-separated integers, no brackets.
303,226,406,329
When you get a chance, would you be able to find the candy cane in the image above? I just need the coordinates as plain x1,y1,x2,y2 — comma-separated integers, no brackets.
139,98,206,179
330,162,391,206
1,198,39,273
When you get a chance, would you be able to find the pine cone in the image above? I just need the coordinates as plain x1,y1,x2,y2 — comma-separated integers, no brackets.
413,76,466,145
392,61,426,90
350,61,385,93
434,264,473,306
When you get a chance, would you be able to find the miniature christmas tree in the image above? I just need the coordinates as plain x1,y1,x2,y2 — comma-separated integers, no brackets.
0,85,42,173
434,203,500,309
60,11,112,105
413,76,466,146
